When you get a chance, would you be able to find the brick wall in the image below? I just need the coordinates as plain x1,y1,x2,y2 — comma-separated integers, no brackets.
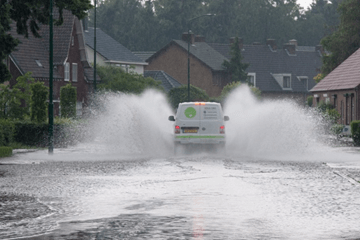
312,89,359,124
146,42,226,97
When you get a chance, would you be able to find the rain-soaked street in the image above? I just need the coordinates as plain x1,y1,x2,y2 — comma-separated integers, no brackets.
1,147,360,240
1,88,360,239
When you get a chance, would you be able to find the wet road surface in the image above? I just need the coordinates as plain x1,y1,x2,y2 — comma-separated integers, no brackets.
1,151,360,240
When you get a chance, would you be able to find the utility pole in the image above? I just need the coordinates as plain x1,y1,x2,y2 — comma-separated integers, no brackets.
48,0,54,154
93,0,97,92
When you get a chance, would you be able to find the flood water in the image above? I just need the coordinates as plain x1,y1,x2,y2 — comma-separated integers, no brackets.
1,87,360,239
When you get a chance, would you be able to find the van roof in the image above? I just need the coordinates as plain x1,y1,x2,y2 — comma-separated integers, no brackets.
179,102,221,106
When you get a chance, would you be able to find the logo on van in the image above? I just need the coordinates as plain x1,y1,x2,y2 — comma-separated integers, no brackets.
184,107,196,118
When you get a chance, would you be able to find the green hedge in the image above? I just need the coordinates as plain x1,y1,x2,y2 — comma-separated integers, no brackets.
0,120,15,146
350,120,360,146
0,147,12,157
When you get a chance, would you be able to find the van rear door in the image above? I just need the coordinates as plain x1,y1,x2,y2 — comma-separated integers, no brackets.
177,104,201,134
200,105,222,135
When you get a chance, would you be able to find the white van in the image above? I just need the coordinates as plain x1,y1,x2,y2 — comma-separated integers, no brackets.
168,102,229,154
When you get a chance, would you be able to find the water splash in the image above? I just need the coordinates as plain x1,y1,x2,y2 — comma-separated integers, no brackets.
84,90,174,158
223,85,356,161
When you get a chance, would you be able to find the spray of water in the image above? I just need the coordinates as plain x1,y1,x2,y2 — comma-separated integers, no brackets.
84,90,174,157
223,85,357,162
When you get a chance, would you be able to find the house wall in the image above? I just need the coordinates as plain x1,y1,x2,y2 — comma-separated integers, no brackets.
312,88,359,124
85,45,145,75
145,43,225,97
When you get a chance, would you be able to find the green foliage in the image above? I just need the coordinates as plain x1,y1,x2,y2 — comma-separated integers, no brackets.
0,0,92,83
60,84,77,118
0,147,12,158
307,96,313,107
222,37,249,83
350,120,360,146
0,73,34,120
320,0,360,75
167,85,209,109
30,82,48,123
0,119,15,146
330,124,345,135
317,100,340,125
97,65,163,94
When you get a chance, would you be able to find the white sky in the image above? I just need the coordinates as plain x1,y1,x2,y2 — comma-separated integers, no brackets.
297,0,314,9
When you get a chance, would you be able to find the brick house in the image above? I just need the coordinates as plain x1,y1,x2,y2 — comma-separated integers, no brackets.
146,33,322,103
7,10,96,117
310,48,360,124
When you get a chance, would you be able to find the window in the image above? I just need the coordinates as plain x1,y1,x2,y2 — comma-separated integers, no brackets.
72,63,78,82
64,62,70,81
247,73,256,86
283,76,291,88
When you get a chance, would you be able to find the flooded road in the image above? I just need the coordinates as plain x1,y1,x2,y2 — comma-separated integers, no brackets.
1,150,360,240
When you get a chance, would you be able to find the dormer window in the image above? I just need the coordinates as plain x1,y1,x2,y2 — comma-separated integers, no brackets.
247,72,256,86
35,60,43,68
283,76,291,88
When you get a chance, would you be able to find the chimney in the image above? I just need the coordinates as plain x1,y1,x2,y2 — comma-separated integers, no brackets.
182,32,195,44
289,39,298,47
266,39,277,50
229,37,243,50
195,35,206,42
283,43,296,55
316,45,325,55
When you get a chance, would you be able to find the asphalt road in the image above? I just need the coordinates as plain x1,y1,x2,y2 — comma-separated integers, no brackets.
1,147,360,240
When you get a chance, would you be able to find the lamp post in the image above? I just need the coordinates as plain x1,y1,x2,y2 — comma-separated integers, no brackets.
93,0,97,92
187,13,214,102
48,0,54,154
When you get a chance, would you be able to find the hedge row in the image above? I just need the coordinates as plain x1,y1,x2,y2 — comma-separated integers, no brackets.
0,120,82,147
351,120,360,146
0,147,12,158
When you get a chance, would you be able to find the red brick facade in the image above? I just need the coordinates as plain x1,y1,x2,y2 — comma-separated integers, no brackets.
145,42,228,97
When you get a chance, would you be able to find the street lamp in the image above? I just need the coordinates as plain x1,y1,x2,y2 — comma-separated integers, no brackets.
187,13,214,102
48,0,54,154
93,0,97,93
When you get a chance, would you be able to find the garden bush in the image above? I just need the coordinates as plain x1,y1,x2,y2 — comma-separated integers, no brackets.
0,147,12,157
60,84,77,118
350,120,360,146
0,119,15,146
167,85,209,109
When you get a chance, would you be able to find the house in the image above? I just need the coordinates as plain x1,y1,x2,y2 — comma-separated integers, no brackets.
144,70,182,93
310,47,360,124
7,10,96,117
83,25,147,74
146,33,323,103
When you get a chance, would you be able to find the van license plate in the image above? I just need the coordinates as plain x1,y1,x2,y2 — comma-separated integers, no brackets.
184,129,198,133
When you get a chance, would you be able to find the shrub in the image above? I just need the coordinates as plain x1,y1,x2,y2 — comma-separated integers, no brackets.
0,146,12,158
330,124,344,135
307,96,313,107
0,119,15,146
167,85,209,109
60,84,77,118
30,82,48,123
350,120,360,146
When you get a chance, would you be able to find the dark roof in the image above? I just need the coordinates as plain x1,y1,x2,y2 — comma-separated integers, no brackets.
311,47,360,92
144,70,182,92
84,28,146,65
209,43,322,93
133,51,156,61
9,10,76,79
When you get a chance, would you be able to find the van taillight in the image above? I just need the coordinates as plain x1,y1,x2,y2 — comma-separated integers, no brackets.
220,125,225,134
175,125,180,134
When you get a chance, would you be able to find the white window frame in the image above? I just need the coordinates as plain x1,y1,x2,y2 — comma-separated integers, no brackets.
283,76,291,89
72,63,78,82
64,62,70,81
271,73,292,90
246,72,256,87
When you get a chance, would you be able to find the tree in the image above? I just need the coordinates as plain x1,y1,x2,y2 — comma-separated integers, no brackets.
60,84,77,118
96,65,164,94
0,72,34,120
167,85,209,109
222,37,249,83
320,0,360,75
0,0,92,83
30,82,48,123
